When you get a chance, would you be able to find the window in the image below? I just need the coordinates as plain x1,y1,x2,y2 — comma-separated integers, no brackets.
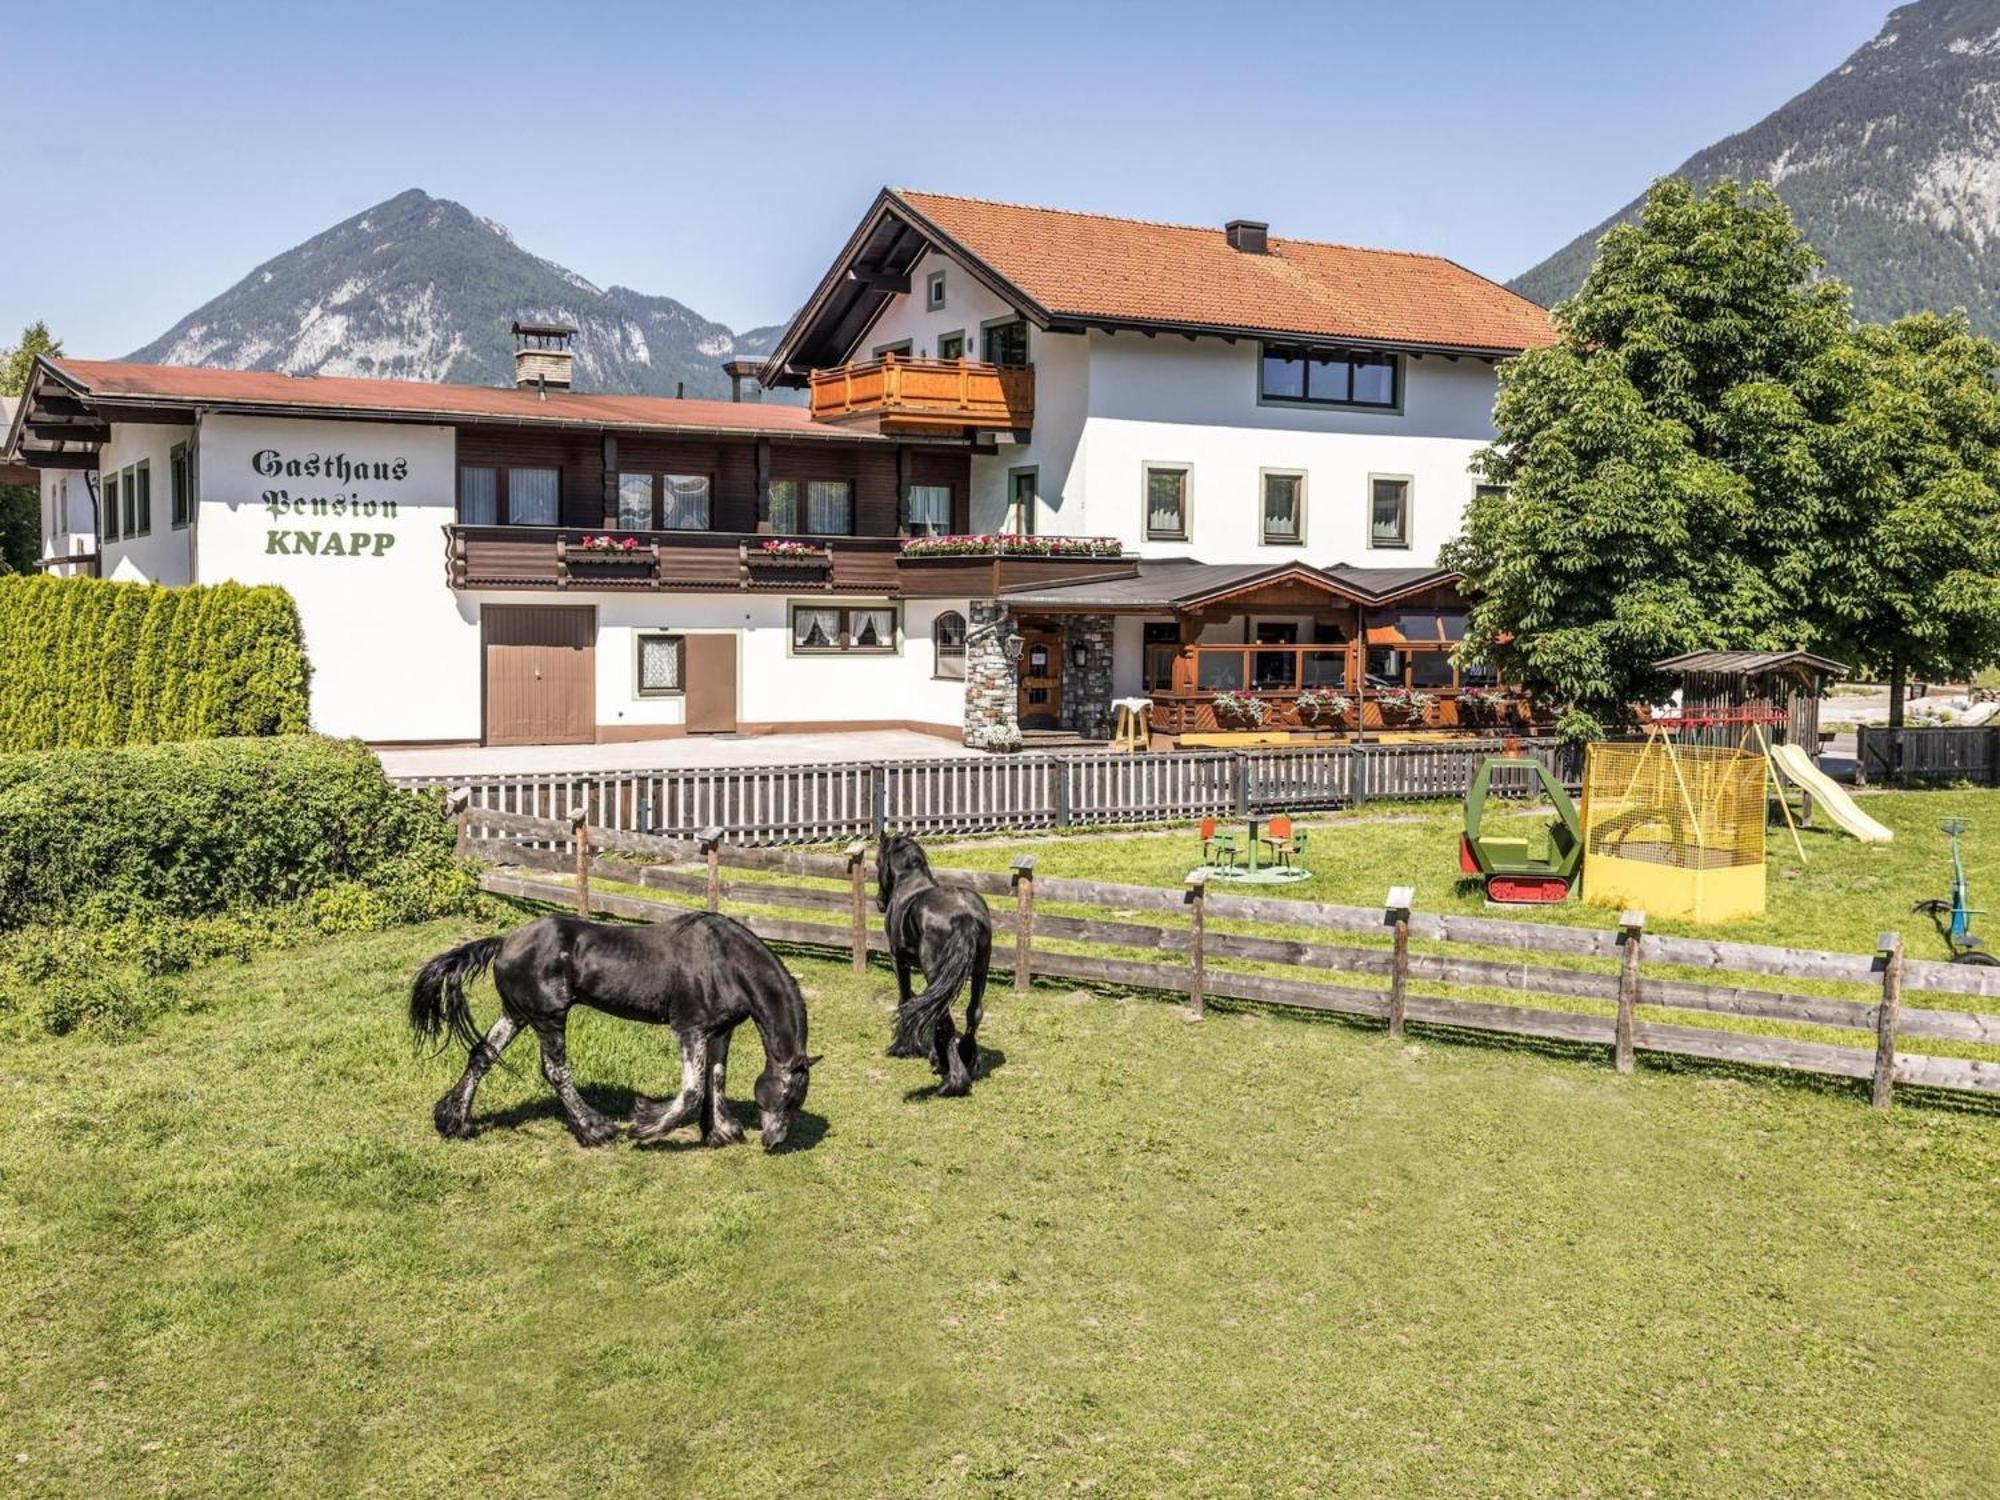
636,634,684,696
1369,475,1411,549
982,319,1029,367
1411,651,1455,688
662,474,711,531
937,330,965,361
873,339,913,360
805,479,852,535
126,462,150,537
101,471,120,542
1474,483,1508,505
908,484,951,535
1142,622,1181,690
768,479,798,534
1004,468,1036,536
458,467,498,525
1144,464,1190,541
927,270,947,310
791,602,897,654
508,466,560,525
933,610,967,679
618,473,655,531
1261,471,1304,545
54,476,68,535
1260,344,1400,409
170,443,192,529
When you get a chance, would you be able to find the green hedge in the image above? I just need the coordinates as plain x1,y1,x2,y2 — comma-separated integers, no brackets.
0,575,310,751
0,735,460,931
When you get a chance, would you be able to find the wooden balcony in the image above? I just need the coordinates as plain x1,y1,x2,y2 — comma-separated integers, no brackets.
894,548,1136,598
447,527,901,595
1144,643,1538,738
808,354,1033,435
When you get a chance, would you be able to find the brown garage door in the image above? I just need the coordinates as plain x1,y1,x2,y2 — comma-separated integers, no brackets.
483,605,595,746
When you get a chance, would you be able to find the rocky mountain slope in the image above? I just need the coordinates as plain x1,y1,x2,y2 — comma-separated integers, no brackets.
1512,0,2000,332
129,189,787,399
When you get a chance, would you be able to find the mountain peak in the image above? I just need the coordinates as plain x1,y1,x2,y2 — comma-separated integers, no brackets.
1512,0,2000,332
128,190,786,398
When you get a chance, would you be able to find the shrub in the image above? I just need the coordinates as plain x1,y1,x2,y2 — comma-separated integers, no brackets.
0,735,458,932
0,575,309,751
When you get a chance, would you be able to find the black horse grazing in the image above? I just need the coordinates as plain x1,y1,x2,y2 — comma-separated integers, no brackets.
409,910,819,1150
878,832,993,1096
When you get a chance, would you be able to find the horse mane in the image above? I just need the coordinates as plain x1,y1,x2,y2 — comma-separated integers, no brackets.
878,830,936,911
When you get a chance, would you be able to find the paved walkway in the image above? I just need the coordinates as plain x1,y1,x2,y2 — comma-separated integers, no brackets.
376,729,979,779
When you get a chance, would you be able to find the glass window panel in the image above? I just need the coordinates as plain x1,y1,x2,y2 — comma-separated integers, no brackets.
938,331,965,360
934,610,966,679
508,467,559,525
1303,650,1346,687
458,467,497,525
1306,357,1351,403
1394,611,1442,642
1197,653,1246,691
1460,660,1498,686
1261,350,1306,399
769,479,798,534
982,320,1029,366
1005,471,1035,535
806,480,851,535
1365,647,1404,686
1146,467,1187,538
132,462,150,534
1411,651,1455,688
793,607,840,650
850,608,894,650
1352,355,1395,406
662,474,711,530
102,472,120,540
1370,478,1409,547
122,467,137,535
1438,611,1468,642
909,484,951,534
1262,473,1301,542
618,473,655,531
638,635,682,693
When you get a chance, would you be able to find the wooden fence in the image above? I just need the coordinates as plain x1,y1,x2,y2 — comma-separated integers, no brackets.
1856,724,2000,785
399,738,1581,846
460,808,2000,1109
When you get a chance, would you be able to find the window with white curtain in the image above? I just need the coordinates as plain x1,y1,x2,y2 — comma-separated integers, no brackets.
768,479,799,533
662,474,711,530
618,473,655,530
636,634,684,696
806,480,852,535
1145,464,1189,541
908,484,951,534
508,467,559,525
458,467,497,525
791,603,898,654
933,610,967,679
792,606,842,651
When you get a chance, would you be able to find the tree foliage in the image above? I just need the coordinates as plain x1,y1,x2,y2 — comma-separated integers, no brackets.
0,320,60,398
0,322,63,574
1447,177,2000,724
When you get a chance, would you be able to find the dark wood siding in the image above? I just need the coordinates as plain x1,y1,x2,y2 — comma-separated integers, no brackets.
457,425,604,529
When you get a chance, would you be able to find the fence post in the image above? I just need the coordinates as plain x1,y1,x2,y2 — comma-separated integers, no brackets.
1873,931,1903,1110
1385,885,1413,1038
447,787,473,858
1989,725,2000,789
1054,758,1071,830
699,825,723,913
1352,746,1369,807
1853,726,1870,787
870,764,889,841
1233,754,1250,817
845,840,869,975
1185,870,1208,1019
571,811,591,917
1616,909,1644,1074
1011,856,1036,995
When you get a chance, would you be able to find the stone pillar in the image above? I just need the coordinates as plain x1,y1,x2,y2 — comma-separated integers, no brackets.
1060,614,1115,738
963,599,1023,751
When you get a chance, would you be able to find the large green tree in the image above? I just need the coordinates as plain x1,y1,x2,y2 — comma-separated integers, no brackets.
0,321,63,574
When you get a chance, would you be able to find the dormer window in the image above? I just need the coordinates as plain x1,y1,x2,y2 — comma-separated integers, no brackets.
926,270,947,310
1259,343,1399,410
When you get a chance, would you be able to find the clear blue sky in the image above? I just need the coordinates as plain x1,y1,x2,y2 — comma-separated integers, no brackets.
0,0,1893,357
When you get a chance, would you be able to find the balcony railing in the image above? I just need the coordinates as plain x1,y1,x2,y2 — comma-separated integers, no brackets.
808,354,1034,433
1143,643,1537,736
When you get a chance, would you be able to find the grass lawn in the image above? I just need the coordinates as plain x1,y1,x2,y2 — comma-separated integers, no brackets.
3,916,1997,1496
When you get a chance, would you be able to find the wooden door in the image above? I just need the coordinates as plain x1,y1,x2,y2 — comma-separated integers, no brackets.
683,633,739,733
483,605,595,746
1017,627,1062,730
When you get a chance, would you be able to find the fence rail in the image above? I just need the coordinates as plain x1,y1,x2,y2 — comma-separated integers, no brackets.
400,738,1580,846
1856,724,2000,785
461,808,2000,1110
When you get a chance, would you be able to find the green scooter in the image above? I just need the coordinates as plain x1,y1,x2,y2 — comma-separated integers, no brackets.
1913,819,1997,965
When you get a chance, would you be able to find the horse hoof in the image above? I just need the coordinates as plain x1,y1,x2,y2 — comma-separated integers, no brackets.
433,1103,475,1140
575,1120,620,1148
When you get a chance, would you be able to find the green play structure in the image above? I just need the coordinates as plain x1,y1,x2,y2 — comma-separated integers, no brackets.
1458,755,1585,904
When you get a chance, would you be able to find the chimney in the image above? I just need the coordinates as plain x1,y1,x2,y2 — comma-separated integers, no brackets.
721,358,765,403
512,320,576,394
1224,219,1269,255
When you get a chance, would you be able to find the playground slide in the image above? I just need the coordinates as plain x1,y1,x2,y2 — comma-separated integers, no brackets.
1769,742,1894,844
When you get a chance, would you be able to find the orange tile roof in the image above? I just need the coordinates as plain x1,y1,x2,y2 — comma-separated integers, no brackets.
893,191,1557,354
43,359,867,440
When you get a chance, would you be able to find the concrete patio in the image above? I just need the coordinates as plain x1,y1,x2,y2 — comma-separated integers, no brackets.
375,729,982,779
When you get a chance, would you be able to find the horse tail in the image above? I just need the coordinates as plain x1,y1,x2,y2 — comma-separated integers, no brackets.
889,913,984,1059
409,935,503,1054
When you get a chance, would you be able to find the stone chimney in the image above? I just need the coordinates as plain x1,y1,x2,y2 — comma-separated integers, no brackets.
721,359,764,403
512,321,576,394
1224,219,1269,254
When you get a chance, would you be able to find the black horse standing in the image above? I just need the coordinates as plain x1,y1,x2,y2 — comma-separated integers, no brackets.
878,832,993,1095
409,909,819,1149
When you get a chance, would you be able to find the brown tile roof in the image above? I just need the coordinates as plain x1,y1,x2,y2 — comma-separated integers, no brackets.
40,359,877,441
894,191,1557,354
